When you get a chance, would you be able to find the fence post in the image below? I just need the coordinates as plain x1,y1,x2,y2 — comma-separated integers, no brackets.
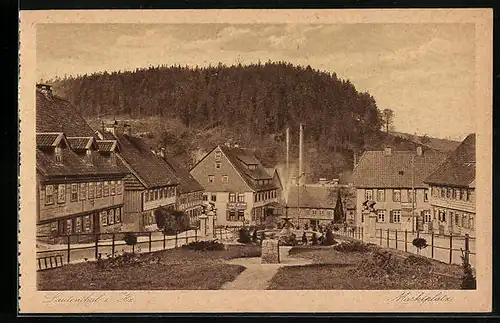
149,231,152,252
163,231,166,250
386,229,390,248
185,232,189,245
94,234,99,260
175,231,178,248
431,233,434,259
395,230,398,250
404,230,408,252
449,233,453,264
67,235,71,264
111,233,115,258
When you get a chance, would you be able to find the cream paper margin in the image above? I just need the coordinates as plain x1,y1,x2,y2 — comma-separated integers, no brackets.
18,9,493,313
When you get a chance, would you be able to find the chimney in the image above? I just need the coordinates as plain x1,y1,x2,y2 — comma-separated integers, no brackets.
383,147,392,156
298,123,304,185
416,146,423,156
36,84,53,99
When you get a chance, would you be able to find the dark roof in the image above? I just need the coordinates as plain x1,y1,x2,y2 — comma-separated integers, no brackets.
352,149,448,188
36,91,96,137
36,146,128,178
161,155,204,194
219,145,277,191
114,133,179,188
389,131,461,152
36,133,64,148
424,134,476,188
67,137,96,150
96,140,118,152
287,185,337,209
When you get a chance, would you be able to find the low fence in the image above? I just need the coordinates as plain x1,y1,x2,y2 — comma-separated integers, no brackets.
36,229,205,270
333,227,476,267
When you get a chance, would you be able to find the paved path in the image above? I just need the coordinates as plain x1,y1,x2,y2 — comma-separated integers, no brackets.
221,246,312,290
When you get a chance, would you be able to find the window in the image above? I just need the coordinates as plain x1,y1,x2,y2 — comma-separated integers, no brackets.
83,215,92,232
229,193,236,202
88,182,95,199
154,189,158,200
377,189,385,202
470,214,474,230
391,210,401,223
215,151,222,160
55,146,63,163
227,210,237,221
75,217,82,233
424,189,429,202
249,164,256,170
312,209,317,215
462,214,468,228
211,194,217,202
203,194,208,201
319,210,324,216
208,175,214,183
79,183,87,201
423,210,431,223
57,184,65,203
108,209,115,225
238,193,245,202
466,190,471,202
110,181,116,195
71,184,78,202
377,210,386,222
222,175,228,183
393,189,401,202
103,181,109,197
238,210,245,221
66,219,72,234
454,213,460,226
115,208,121,223
446,188,451,199
438,210,446,222
100,211,108,226
96,182,102,198
45,185,54,205
365,189,373,201
117,180,122,195
460,189,465,201
440,187,446,198
215,162,221,169
454,189,460,200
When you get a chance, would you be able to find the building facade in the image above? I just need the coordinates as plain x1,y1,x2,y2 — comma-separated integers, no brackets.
190,144,279,226
96,126,179,231
36,84,128,238
352,146,448,232
424,134,476,236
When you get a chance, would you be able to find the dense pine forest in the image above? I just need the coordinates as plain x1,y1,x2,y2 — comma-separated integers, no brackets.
47,61,420,181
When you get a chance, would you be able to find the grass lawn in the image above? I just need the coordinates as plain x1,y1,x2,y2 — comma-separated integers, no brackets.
37,246,260,290
268,245,464,290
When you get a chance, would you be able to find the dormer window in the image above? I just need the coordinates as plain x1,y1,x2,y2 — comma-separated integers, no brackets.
110,152,117,166
248,164,257,170
55,147,63,163
215,150,222,160
85,149,93,164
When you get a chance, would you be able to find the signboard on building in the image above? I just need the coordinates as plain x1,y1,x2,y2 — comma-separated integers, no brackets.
227,202,247,209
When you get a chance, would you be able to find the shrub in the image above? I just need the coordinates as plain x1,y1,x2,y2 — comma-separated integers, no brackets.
412,238,428,254
321,229,337,246
311,232,318,245
237,228,252,244
333,241,371,253
124,233,138,253
183,240,225,251
460,250,476,290
252,229,258,243
405,254,431,266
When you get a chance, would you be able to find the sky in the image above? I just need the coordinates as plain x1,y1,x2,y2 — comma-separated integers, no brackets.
36,23,476,141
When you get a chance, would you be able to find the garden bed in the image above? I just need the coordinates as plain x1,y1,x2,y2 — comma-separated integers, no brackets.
268,242,465,290
37,247,252,290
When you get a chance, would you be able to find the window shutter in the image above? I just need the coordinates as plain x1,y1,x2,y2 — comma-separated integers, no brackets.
389,210,394,223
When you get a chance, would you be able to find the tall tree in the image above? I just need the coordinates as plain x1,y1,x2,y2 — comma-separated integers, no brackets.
382,108,394,133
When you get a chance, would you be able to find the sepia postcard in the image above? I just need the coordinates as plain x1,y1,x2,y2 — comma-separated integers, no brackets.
18,9,493,313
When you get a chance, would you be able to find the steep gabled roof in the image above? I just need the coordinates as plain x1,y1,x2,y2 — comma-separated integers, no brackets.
36,132,66,148
161,155,204,194
287,185,337,209
424,134,476,188
352,149,448,188
218,145,277,191
114,133,179,189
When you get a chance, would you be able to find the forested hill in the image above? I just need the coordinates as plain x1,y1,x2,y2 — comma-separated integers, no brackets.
47,62,420,181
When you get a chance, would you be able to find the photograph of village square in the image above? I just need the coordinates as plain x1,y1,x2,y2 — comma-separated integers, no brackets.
34,22,477,291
